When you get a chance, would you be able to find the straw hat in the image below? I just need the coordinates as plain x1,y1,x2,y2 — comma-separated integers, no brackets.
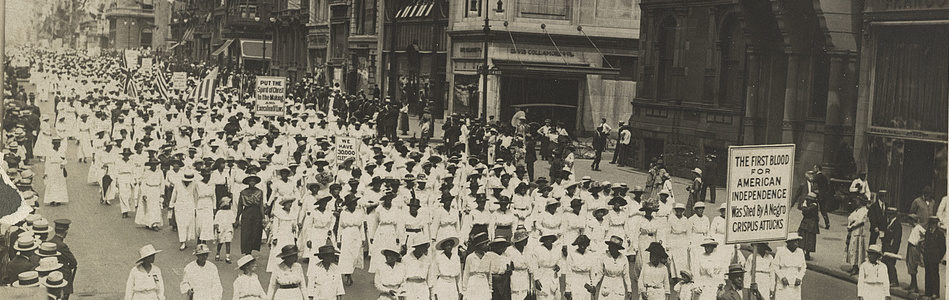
700,237,719,247
694,202,706,209
13,235,37,252
436,237,460,250
35,257,63,272
605,236,625,249
136,244,162,263
36,242,60,257
193,244,211,255
12,271,39,287
867,244,882,254
40,271,67,288
726,263,746,275
235,255,256,270
786,233,803,241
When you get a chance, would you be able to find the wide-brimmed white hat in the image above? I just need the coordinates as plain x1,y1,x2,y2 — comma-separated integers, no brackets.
136,244,162,263
786,233,803,241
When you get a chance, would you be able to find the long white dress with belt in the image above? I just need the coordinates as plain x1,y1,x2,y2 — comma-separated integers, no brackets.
565,249,597,300
125,264,165,300
43,151,68,204
267,263,306,300
135,170,164,227
179,261,223,300
374,262,406,300
267,208,298,273
461,253,491,299
431,251,460,300
597,253,632,300
232,273,266,300
337,209,365,274
857,260,890,300
772,246,805,300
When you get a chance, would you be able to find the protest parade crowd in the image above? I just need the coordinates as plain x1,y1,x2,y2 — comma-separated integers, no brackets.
0,46,940,300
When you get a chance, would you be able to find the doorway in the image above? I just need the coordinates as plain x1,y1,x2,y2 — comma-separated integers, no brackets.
643,137,665,169
900,140,937,210
500,76,579,130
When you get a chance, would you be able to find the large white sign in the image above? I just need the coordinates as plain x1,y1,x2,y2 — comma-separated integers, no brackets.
124,49,140,69
254,76,286,117
140,58,153,72
335,136,360,168
171,72,188,91
724,144,795,244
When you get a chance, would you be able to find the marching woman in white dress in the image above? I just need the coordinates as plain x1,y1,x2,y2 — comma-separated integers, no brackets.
267,245,307,300
136,160,165,230
86,131,107,185
432,237,461,300
195,171,218,245
337,196,364,286
43,138,69,206
33,115,53,159
268,197,299,273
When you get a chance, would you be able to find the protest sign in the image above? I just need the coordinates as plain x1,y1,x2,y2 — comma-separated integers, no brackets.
124,49,139,69
335,136,360,168
171,72,188,90
254,76,286,117
140,58,153,71
724,144,795,244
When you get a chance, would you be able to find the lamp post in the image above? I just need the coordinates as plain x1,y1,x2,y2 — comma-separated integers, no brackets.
480,1,503,121
255,16,276,75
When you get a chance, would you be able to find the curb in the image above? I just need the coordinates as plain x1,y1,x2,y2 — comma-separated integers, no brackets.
806,262,915,299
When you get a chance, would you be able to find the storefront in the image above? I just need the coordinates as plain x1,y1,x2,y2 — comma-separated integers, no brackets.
856,1,949,210
307,27,329,83
448,41,624,132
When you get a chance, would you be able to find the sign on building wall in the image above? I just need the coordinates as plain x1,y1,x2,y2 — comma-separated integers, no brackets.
171,72,188,91
724,144,795,244
255,76,287,117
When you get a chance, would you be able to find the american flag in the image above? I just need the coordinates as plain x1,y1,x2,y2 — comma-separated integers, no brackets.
155,72,172,100
190,67,219,103
124,73,139,98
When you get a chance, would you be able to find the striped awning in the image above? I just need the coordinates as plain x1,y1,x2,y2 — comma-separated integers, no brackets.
397,1,435,19
211,39,234,56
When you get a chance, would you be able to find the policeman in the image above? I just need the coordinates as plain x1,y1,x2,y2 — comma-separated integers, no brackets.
48,219,76,300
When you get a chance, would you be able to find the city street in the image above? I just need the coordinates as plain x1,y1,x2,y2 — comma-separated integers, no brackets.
21,90,867,300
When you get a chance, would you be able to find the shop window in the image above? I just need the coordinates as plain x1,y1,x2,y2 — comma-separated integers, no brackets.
518,0,570,19
657,16,676,100
870,25,948,133
466,0,482,17
602,55,637,81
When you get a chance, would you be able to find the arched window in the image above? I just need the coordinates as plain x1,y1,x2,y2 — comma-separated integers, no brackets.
657,16,676,100
719,17,744,107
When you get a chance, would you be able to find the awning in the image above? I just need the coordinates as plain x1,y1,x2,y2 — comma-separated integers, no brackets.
211,39,234,56
240,39,273,60
168,42,182,50
511,103,577,108
493,60,619,76
397,1,435,18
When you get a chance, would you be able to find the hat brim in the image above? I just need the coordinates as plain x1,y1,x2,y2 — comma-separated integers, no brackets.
35,263,64,272
41,280,68,288
436,237,460,249
605,241,625,249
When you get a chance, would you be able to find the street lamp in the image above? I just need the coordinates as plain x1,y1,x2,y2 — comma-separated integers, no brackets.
254,16,276,74
480,1,504,121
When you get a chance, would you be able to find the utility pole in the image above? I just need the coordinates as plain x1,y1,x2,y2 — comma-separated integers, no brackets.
480,0,502,121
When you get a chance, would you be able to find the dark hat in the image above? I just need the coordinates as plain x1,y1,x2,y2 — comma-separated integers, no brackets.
53,219,71,231
726,263,746,275
242,175,262,185
608,196,627,206
277,245,299,259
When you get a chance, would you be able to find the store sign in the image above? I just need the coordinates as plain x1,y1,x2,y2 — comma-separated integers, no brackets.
455,44,484,59
724,144,795,244
868,0,948,12
508,48,575,57
255,76,287,117
867,126,949,142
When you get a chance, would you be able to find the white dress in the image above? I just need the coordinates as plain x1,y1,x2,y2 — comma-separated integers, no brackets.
267,263,306,300
773,247,806,300
232,273,267,300
337,209,365,274
267,208,298,273
43,151,68,204
195,182,216,241
33,122,53,158
135,170,164,227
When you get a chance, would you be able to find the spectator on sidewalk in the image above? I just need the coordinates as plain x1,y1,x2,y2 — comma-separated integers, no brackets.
880,207,901,286
792,171,816,209
845,200,869,275
849,171,871,210
591,124,607,171
923,215,946,298
905,214,924,293
813,165,833,228
867,193,887,245
798,193,820,261
537,119,552,161
685,168,704,216
909,186,936,220
611,123,631,167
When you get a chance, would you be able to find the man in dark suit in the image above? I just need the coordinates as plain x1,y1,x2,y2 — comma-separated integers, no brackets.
812,165,833,229
867,193,887,245
792,171,816,209
4,236,38,285
48,219,76,300
880,207,902,286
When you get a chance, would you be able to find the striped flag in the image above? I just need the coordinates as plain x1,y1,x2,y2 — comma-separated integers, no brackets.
155,72,172,101
193,67,219,103
124,74,139,98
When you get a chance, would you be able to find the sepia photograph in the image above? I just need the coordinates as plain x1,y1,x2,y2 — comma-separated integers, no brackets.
0,0,944,299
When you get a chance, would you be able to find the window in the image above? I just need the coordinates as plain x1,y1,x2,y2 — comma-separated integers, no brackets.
602,55,638,81
355,0,375,35
809,52,829,118
466,0,482,17
657,16,676,100
517,0,570,19
718,18,743,106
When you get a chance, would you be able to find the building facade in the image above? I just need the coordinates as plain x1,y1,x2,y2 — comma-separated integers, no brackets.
854,1,948,211
631,0,860,186
382,0,449,116
447,0,640,132
105,0,156,50
271,0,310,81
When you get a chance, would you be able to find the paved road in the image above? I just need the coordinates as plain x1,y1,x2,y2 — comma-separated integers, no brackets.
23,97,868,299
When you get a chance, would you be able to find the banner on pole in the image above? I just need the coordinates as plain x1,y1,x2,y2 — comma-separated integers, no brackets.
254,76,286,117
724,144,795,244
171,72,188,91
124,49,140,69
335,136,359,168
